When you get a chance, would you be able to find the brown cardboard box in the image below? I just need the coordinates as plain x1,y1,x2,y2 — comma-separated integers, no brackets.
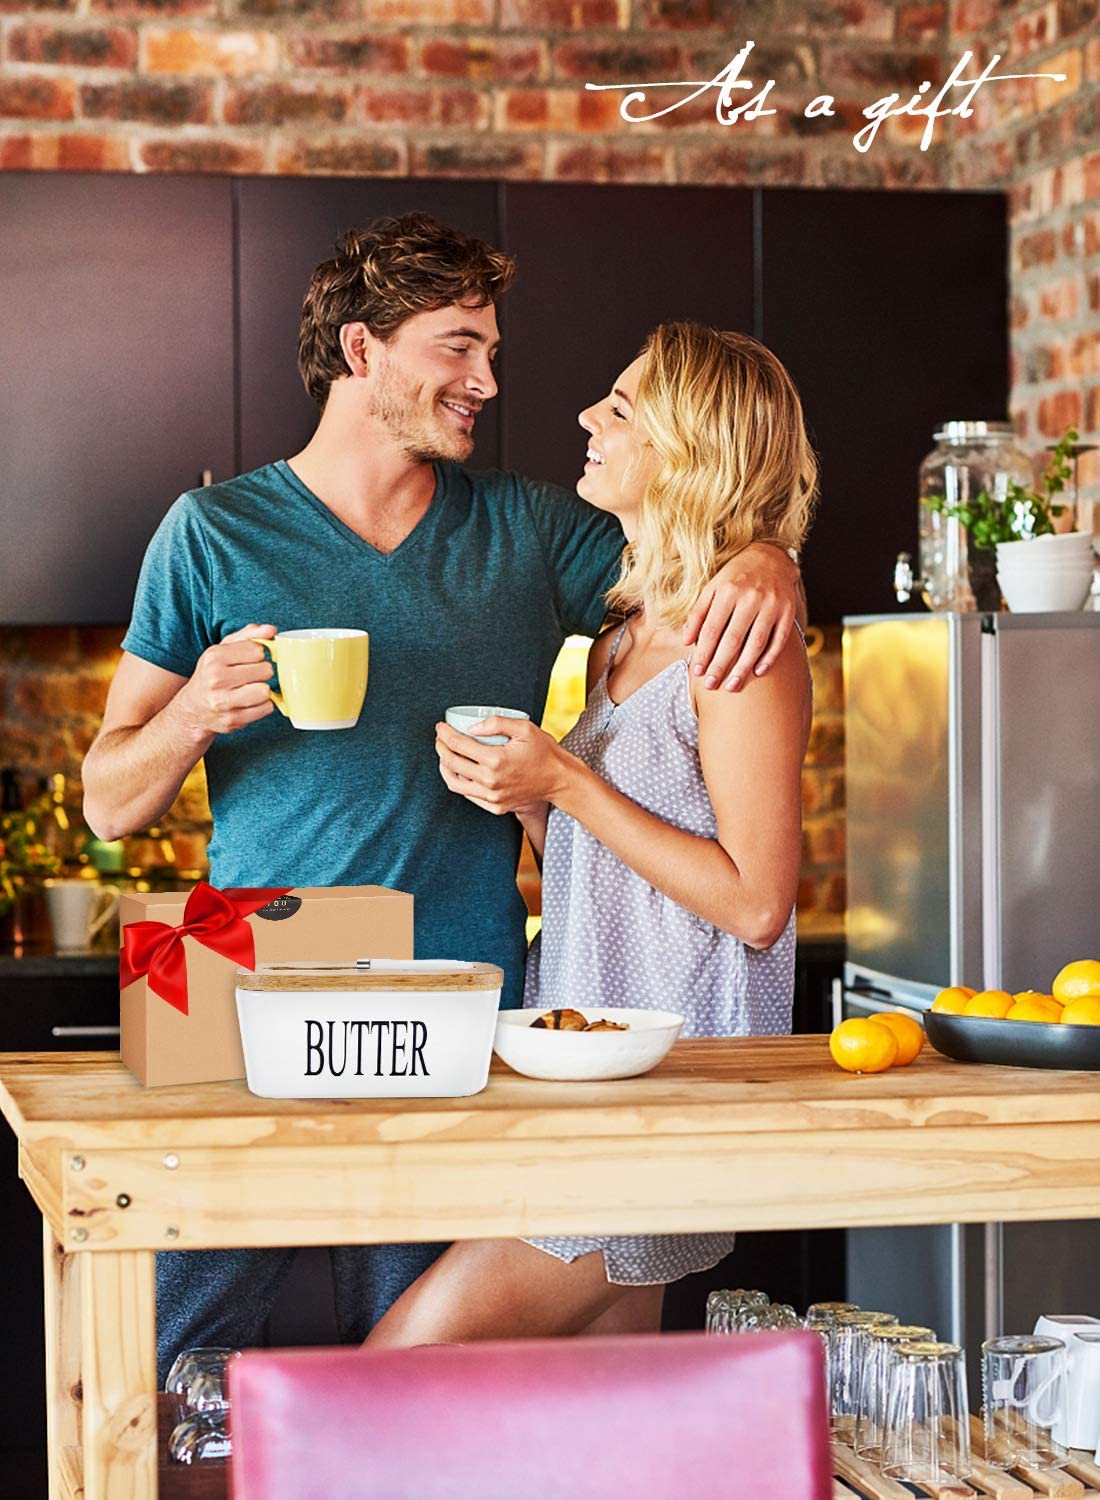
120,885,413,1087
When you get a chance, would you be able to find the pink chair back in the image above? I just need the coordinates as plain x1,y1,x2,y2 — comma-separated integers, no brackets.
229,1330,830,1500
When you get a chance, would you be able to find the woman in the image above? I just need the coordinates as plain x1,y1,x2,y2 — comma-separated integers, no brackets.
367,323,817,1346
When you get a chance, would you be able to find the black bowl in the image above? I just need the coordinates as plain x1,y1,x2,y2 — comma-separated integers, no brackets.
925,1010,1100,1070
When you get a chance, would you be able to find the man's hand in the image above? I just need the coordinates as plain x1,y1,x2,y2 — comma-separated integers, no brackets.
174,623,277,739
682,543,802,692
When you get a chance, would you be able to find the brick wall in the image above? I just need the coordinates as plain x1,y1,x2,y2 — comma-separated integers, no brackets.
0,628,213,880
949,0,1100,515
0,2,951,187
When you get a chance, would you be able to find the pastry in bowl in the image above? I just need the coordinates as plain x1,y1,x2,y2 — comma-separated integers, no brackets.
494,1008,684,1081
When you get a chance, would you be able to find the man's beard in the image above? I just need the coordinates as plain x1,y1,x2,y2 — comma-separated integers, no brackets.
369,357,473,463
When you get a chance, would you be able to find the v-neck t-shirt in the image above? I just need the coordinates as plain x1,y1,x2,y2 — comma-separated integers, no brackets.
121,459,623,1008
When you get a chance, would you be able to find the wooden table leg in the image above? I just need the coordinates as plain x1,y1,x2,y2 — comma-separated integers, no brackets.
80,1249,157,1500
43,1220,83,1500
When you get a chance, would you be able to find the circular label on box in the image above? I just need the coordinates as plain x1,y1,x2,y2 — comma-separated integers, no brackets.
255,895,303,921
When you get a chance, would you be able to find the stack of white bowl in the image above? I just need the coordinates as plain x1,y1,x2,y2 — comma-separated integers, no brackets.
995,530,1097,612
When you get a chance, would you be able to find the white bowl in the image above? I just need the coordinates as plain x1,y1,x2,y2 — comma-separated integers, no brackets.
996,561,1095,580
494,1007,685,1081
998,536,1095,565
998,571,1094,613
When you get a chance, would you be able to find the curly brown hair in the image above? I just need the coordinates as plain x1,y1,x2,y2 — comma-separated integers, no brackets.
297,212,517,407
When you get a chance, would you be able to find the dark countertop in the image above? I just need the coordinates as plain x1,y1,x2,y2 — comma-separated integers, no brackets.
0,953,117,977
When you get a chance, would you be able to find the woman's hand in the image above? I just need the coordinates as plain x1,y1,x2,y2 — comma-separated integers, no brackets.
434,718,576,816
683,542,804,692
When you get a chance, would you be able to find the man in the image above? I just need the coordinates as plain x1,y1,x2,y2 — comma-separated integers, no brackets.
83,213,803,1376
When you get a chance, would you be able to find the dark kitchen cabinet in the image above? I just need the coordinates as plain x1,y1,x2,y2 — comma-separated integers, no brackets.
0,959,120,1494
235,178,502,475
759,188,1009,624
0,175,1008,627
0,174,236,625
498,182,755,488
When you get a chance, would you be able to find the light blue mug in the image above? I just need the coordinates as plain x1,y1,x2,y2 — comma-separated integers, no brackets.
445,705,529,746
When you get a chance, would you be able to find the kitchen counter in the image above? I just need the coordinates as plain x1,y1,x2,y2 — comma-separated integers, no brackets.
0,952,117,977
4,1037,1100,1499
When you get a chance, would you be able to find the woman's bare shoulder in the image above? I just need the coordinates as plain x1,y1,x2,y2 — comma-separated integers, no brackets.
693,626,811,735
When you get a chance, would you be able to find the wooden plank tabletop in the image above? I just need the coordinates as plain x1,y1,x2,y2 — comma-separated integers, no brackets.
8,1040,1100,1248
4,1038,1100,1151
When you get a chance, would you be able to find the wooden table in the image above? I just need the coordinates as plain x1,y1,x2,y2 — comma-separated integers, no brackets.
5,1038,1100,1500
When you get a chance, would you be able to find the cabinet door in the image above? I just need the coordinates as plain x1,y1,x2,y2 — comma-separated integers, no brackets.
499,183,755,490
760,189,1009,624
236,179,501,475
0,174,235,625
0,968,119,1464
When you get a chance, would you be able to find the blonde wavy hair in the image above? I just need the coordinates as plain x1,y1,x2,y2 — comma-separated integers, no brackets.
607,323,818,629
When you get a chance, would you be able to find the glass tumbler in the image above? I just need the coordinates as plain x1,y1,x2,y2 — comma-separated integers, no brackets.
737,1301,803,1333
853,1324,935,1461
165,1346,241,1419
169,1409,232,1466
804,1302,858,1415
981,1334,1069,1469
881,1341,971,1485
830,1311,898,1439
704,1289,768,1334
806,1301,858,1325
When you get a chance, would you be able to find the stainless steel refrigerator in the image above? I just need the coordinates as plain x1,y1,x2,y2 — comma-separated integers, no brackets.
839,612,1100,1361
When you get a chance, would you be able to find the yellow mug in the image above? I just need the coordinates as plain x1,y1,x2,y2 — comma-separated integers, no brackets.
248,629,369,731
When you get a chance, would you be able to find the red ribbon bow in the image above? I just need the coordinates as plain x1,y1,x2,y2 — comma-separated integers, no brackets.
120,882,292,1016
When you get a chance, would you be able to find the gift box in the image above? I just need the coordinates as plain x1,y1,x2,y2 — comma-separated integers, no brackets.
119,884,413,1087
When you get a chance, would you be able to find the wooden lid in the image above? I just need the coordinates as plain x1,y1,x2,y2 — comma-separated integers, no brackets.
236,960,504,993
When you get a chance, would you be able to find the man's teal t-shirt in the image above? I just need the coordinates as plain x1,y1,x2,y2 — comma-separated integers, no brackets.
121,461,622,1009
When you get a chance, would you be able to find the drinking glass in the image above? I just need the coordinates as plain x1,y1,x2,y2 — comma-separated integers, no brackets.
805,1301,857,1326
704,1289,769,1334
981,1334,1069,1469
737,1301,803,1332
803,1303,858,1410
853,1324,935,1461
881,1341,971,1485
168,1409,232,1466
830,1310,898,1439
165,1346,241,1420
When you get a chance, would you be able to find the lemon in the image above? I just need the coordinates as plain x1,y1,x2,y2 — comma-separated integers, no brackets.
931,986,975,1015
1052,961,1100,1006
868,1012,924,1066
829,1019,898,1074
1006,995,1063,1023
1060,996,1100,1027
964,990,1014,1019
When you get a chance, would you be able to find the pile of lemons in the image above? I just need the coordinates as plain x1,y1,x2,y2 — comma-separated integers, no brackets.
930,959,1100,1026
828,960,1100,1075
828,1011,924,1075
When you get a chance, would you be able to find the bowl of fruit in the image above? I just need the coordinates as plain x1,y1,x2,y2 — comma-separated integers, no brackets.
923,961,1100,1070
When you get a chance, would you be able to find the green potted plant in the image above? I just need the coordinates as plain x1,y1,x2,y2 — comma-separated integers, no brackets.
923,428,1088,612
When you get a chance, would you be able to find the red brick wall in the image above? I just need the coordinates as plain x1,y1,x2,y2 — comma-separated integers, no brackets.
0,2,950,187
950,0,1100,513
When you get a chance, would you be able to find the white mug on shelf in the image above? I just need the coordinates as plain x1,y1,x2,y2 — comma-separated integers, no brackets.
44,880,120,954
1034,1315,1100,1451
